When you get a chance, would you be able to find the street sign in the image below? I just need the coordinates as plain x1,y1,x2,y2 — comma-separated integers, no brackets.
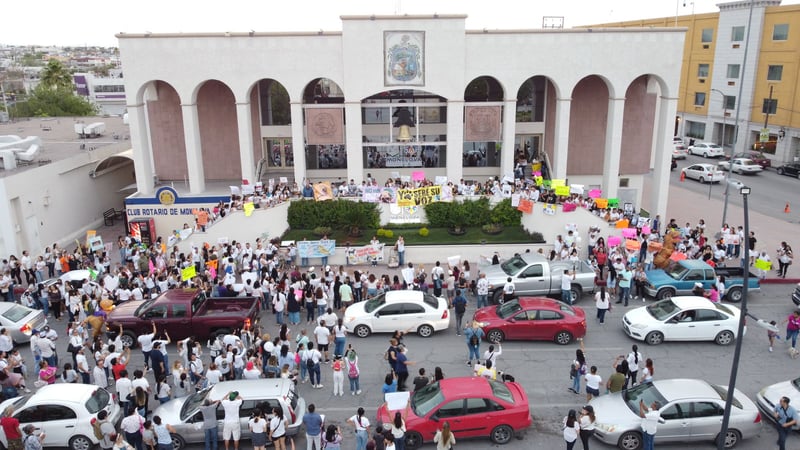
760,128,770,142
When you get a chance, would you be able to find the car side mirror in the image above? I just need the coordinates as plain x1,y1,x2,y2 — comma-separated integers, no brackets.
374,312,380,318
518,273,526,279
430,414,439,422
508,318,516,323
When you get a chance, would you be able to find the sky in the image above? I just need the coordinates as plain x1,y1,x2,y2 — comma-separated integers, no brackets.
4,0,799,47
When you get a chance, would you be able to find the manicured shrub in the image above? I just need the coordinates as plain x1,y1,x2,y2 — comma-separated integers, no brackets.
418,227,430,237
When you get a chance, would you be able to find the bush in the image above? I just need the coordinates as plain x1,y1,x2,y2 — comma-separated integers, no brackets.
481,223,503,234
490,199,522,226
384,230,395,238
418,227,430,237
287,199,379,230
312,226,332,237
376,228,387,237
529,231,545,243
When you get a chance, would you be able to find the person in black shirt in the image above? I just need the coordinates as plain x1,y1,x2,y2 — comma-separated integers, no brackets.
412,368,429,392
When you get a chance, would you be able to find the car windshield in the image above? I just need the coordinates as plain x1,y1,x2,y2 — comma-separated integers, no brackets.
709,383,742,409
663,261,688,280
489,380,515,404
715,303,734,316
180,387,212,421
496,300,522,319
134,299,156,316
740,159,755,165
2,305,32,322
792,377,800,391
85,388,110,414
622,383,668,414
411,382,445,417
500,256,527,276
646,299,681,321
364,294,387,313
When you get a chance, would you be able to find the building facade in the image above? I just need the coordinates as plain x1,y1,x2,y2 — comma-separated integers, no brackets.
593,0,800,163
117,15,684,218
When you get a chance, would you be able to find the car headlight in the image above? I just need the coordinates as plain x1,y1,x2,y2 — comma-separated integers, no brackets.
594,422,617,433
629,323,647,330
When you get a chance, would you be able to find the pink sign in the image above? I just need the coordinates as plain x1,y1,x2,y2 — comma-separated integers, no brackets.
607,236,622,247
412,171,425,181
588,189,602,199
642,225,651,235
622,228,637,238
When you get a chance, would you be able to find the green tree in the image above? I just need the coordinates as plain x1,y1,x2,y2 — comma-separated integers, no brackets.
10,84,97,117
39,59,74,91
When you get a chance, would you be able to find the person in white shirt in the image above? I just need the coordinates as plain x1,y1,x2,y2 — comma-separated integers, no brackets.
482,343,502,369
502,277,515,303
314,321,331,363
93,357,108,388
205,363,223,386
476,273,489,308
221,391,243,449
137,322,157,369
584,365,602,401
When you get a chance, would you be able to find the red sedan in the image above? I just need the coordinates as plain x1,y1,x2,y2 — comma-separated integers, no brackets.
376,377,532,449
473,297,586,344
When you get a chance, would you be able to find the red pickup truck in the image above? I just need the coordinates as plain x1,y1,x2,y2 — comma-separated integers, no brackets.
106,289,260,348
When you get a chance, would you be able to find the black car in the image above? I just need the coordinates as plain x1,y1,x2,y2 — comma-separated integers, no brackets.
792,283,800,306
777,162,800,178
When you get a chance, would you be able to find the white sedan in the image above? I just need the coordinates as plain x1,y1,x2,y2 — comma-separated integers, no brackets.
672,143,688,159
688,142,725,158
344,290,450,338
622,296,742,345
0,303,47,343
0,384,122,450
681,163,725,183
718,158,763,175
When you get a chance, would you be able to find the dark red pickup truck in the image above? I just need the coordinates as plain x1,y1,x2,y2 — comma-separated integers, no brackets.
106,289,260,347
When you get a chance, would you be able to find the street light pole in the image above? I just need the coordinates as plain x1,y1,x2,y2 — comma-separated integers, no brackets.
717,186,751,450
711,89,727,149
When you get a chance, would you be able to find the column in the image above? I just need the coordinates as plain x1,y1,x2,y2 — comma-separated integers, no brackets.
602,97,625,200
127,103,154,196
235,102,256,183
551,98,571,179
446,100,464,182
290,102,306,183
181,103,205,194
651,96,679,220
501,99,517,178
344,102,364,183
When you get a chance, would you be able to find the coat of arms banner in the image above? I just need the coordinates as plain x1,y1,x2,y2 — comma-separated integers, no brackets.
384,31,425,86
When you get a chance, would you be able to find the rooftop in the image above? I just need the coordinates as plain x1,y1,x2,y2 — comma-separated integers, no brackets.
0,115,130,178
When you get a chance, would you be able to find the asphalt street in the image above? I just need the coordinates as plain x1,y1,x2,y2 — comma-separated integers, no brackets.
17,283,800,450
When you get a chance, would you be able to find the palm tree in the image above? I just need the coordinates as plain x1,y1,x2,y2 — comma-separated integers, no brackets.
39,60,74,91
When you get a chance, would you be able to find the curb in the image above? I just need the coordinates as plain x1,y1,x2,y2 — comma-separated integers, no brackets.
760,278,800,285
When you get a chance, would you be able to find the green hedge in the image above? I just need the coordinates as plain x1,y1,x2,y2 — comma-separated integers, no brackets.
287,200,380,230
424,199,521,228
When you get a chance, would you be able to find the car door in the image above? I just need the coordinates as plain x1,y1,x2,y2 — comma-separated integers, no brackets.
372,303,404,333
687,401,725,440
532,309,563,340
685,165,701,180
457,398,495,437
504,310,535,340
515,264,546,295
662,310,699,341
656,403,691,442
15,404,79,447
400,303,428,332
162,303,191,340
692,309,729,341
431,399,468,434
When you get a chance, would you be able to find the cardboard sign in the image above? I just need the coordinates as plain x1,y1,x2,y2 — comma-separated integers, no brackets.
588,189,602,199
622,228,637,239
555,185,570,196
562,203,577,212
625,239,641,250
517,199,533,214
595,198,609,209
412,171,425,181
551,179,566,187
615,219,630,229
181,265,196,281
607,236,622,247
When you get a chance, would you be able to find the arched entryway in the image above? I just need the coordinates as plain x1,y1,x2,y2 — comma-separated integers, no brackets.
568,75,611,175
302,78,346,175
195,79,241,181
140,80,187,182
463,76,504,171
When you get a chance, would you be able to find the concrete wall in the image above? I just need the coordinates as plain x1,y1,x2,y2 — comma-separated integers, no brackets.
197,80,241,180
620,76,657,174
568,76,609,175
147,81,187,181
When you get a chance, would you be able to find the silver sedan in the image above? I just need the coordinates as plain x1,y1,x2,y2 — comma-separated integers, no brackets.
591,379,762,449
0,302,47,343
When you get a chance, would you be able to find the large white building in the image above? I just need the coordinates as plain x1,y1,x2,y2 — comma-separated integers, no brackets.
117,15,684,229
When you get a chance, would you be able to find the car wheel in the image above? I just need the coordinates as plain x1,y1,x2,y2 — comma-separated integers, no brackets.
417,324,434,338
699,176,705,184
703,152,709,158
555,331,573,345
492,289,504,305
645,331,664,345
354,325,371,338
171,434,186,450
715,330,735,345
570,286,582,304
120,331,137,349
618,430,643,450
656,288,674,301
487,329,505,343
778,168,785,175
490,424,514,445
69,435,93,450
717,429,741,449
725,286,742,303
404,431,423,450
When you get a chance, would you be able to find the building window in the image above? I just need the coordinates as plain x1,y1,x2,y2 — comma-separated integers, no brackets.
762,98,778,115
724,95,736,110
767,65,783,81
731,26,745,42
694,92,706,106
686,121,706,139
773,24,789,41
701,28,714,43
726,64,740,79
697,64,710,77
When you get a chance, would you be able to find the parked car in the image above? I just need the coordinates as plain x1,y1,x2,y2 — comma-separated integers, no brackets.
791,283,800,306
681,163,725,184
0,384,122,450
376,377,532,449
688,142,725,158
106,288,261,347
481,254,596,304
0,302,47,343
727,151,772,169
473,297,586,344
777,162,800,178
591,379,762,450
153,379,305,450
673,136,684,145
644,259,760,302
756,377,800,430
672,144,688,159
717,158,763,175
622,296,742,345
343,290,449,338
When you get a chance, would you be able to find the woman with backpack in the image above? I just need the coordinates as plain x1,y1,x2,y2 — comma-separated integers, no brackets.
345,347,361,395
331,355,345,396
570,349,587,395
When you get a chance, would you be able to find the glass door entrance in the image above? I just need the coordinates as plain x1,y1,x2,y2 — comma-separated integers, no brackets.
263,138,294,168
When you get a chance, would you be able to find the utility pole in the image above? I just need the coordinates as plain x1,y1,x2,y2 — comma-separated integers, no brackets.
760,85,774,152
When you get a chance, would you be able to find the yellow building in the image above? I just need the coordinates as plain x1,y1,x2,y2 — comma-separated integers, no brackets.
590,0,800,164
